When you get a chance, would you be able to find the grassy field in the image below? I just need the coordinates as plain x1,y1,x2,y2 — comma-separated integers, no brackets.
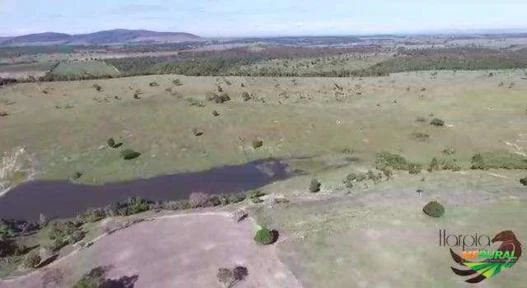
1,70,526,186
44,61,120,80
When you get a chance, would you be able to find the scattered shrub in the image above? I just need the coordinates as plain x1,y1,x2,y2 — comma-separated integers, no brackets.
92,84,102,92
22,250,41,269
0,110,8,117
254,226,274,245
408,163,422,174
343,173,357,188
415,117,427,123
309,179,321,193
120,149,141,160
411,132,430,142
232,209,248,223
212,110,220,117
133,89,143,99
149,81,159,87
428,157,440,172
70,171,83,181
106,138,122,148
520,177,527,186
173,79,182,86
423,201,445,217
187,98,206,107
442,147,456,155
430,118,445,126
192,128,204,136
252,139,263,149
242,91,252,101
367,170,383,182
207,92,231,103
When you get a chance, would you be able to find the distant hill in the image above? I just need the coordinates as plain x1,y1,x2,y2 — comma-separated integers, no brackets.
0,29,202,46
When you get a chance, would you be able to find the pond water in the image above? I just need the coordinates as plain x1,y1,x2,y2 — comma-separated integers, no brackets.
0,159,292,221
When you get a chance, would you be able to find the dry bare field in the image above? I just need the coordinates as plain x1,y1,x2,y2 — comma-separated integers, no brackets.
0,212,301,288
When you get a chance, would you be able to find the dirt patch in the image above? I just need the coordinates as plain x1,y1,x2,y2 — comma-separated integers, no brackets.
0,212,301,288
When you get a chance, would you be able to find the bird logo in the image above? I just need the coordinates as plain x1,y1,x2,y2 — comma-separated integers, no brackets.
450,230,522,283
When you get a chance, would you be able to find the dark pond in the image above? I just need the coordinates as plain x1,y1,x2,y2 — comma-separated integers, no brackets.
0,159,292,222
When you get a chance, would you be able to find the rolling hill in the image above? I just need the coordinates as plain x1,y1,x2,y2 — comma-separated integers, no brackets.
0,29,201,46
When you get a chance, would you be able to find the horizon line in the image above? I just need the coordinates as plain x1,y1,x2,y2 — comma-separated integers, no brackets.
2,27,527,38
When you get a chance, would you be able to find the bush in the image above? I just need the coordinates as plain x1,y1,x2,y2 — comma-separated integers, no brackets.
381,167,393,179
428,157,440,172
189,192,211,208
48,221,84,251
430,118,445,126
92,84,102,92
520,177,527,186
254,226,274,245
470,152,527,170
375,152,409,170
367,170,383,183
173,79,182,86
212,110,220,117
252,139,263,149
227,193,246,204
207,92,231,103
81,208,106,223
242,91,252,101
124,197,150,215
70,171,83,181
217,268,234,287
423,201,445,217
73,266,107,288
149,81,159,87
192,128,204,136
233,266,249,282
121,149,141,160
107,138,115,148
471,153,485,169
309,179,321,193
22,250,41,268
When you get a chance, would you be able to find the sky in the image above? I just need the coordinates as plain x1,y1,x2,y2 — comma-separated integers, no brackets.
1,0,527,37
